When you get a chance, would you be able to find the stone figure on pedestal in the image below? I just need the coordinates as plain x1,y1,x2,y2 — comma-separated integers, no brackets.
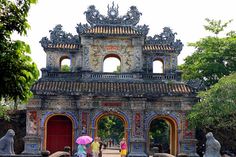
204,132,221,157
0,129,15,155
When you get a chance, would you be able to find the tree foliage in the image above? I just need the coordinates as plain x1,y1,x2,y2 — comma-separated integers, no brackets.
149,119,170,153
114,65,121,73
61,65,70,72
181,19,236,153
98,115,124,143
188,73,236,151
188,73,236,129
204,18,232,35
179,19,236,88
0,0,39,114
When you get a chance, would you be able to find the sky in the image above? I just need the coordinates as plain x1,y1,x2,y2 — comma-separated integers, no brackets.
13,0,236,72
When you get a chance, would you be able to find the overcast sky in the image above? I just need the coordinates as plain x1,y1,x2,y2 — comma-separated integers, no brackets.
13,0,236,71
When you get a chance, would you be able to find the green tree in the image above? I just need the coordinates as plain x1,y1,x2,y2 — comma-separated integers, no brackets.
179,19,236,88
114,65,121,73
188,73,236,151
98,115,124,143
61,65,70,72
181,19,236,153
204,18,232,35
149,119,170,153
0,0,39,116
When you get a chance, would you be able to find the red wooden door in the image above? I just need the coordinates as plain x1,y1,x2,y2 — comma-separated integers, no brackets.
46,115,72,154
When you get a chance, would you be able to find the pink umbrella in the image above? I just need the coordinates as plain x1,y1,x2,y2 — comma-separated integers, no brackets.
76,135,93,145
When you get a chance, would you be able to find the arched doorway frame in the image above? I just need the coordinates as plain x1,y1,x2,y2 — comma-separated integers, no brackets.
146,114,179,155
60,55,71,71
41,112,78,152
92,111,130,141
102,54,122,73
152,58,164,74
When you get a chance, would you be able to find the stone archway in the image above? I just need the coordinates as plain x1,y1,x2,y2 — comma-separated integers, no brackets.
93,111,129,143
43,114,75,154
147,116,178,156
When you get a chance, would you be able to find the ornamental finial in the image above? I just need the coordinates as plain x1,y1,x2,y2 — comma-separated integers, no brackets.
145,27,183,52
84,2,142,26
107,1,119,19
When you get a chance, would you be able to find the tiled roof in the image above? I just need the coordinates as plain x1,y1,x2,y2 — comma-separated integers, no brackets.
82,26,143,36
44,43,80,50
143,45,174,52
32,81,195,97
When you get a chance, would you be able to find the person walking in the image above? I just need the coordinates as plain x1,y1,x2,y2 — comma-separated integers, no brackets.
91,137,100,157
98,137,104,157
75,144,86,157
120,137,127,157
86,143,92,157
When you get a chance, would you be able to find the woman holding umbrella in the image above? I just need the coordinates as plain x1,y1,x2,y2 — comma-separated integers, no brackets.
75,135,93,157
75,144,86,157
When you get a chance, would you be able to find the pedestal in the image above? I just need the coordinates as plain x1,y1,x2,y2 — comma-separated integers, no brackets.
128,138,148,157
180,139,199,157
22,135,41,155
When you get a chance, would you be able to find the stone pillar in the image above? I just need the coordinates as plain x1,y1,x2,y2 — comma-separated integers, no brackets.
180,114,199,157
82,46,91,71
70,53,76,72
132,37,144,72
128,138,147,157
91,127,96,138
46,51,60,71
132,46,143,72
180,139,199,157
128,107,147,157
22,110,41,155
22,135,41,155
81,37,93,71
75,51,83,72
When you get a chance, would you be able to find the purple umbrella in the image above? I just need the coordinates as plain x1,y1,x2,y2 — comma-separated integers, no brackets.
76,135,93,145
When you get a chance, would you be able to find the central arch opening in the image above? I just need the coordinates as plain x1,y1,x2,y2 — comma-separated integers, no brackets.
95,111,129,151
103,54,121,73
97,115,124,147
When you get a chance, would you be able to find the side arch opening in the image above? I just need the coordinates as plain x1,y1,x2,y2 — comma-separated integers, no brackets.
44,115,73,154
60,56,71,72
153,59,164,73
148,116,178,155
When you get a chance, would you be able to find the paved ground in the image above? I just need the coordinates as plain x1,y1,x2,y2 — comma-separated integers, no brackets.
102,148,120,157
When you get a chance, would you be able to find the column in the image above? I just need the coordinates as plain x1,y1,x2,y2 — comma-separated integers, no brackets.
22,110,41,155
128,110,147,157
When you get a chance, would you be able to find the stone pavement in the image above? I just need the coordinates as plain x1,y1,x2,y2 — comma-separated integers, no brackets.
102,148,120,157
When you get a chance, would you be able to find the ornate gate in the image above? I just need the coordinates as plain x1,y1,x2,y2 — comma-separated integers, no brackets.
46,115,72,154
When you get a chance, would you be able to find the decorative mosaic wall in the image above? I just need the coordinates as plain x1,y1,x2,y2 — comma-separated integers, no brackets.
89,38,142,72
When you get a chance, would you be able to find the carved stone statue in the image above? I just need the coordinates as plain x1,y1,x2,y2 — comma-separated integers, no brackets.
204,132,221,157
0,129,15,155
